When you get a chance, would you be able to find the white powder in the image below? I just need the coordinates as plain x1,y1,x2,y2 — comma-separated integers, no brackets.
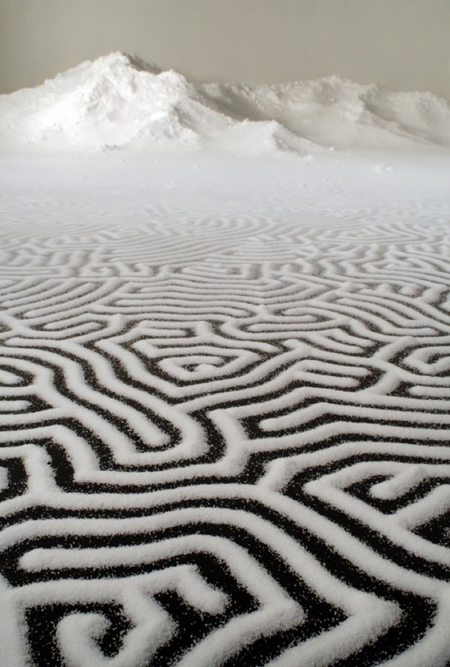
1,51,450,154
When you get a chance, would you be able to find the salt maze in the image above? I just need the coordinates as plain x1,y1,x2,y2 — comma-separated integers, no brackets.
1,167,450,667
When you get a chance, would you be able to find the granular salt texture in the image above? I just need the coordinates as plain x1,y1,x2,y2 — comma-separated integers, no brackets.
1,51,450,153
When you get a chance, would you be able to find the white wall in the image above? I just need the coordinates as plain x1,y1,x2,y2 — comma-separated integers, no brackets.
1,0,449,97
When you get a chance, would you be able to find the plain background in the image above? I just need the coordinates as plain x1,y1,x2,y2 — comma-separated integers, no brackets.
1,0,449,97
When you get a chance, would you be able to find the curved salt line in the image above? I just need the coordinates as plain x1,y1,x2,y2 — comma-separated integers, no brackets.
2,159,450,666
303,464,450,566
6,500,448,603
2,279,91,310
0,353,208,463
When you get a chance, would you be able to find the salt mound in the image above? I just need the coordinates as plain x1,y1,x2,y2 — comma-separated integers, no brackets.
202,75,450,149
1,51,450,154
0,52,231,151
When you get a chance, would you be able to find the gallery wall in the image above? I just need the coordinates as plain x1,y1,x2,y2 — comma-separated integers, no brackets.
1,0,449,97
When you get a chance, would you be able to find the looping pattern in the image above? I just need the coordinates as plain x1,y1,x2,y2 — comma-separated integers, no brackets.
1,164,450,667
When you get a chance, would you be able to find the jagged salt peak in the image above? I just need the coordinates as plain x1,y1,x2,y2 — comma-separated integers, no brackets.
1,51,450,153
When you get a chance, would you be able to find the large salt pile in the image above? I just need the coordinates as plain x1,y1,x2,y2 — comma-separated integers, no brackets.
205,76,450,150
1,51,450,153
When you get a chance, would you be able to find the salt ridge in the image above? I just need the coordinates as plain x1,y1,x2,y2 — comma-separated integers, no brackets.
1,51,450,153
1,153,450,664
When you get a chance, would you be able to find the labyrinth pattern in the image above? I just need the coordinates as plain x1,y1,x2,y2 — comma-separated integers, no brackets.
1,174,450,667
